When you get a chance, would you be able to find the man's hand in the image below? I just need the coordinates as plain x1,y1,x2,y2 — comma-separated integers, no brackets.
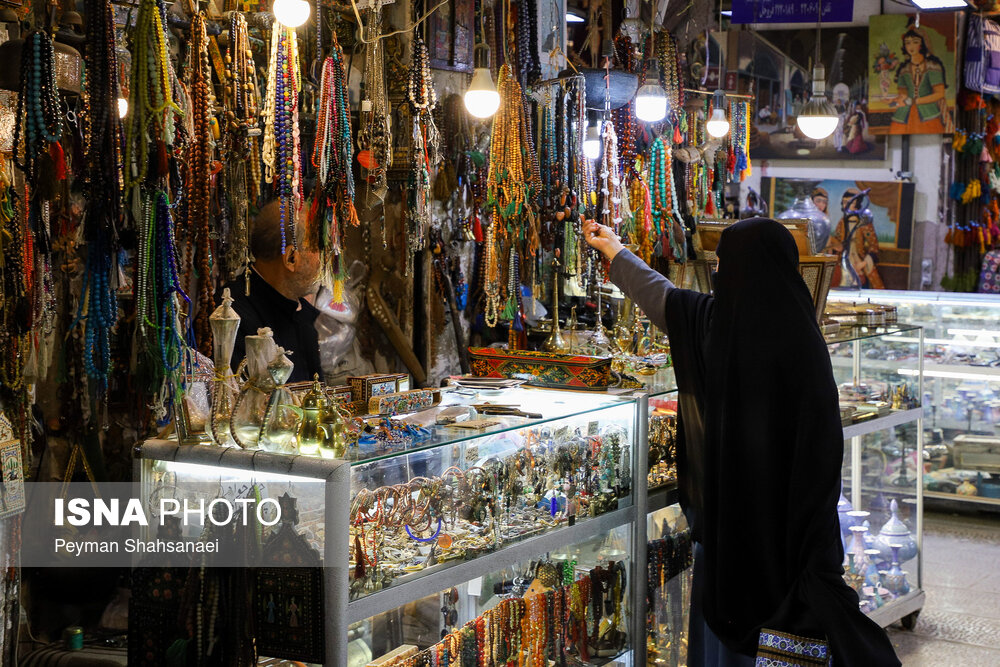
583,219,625,261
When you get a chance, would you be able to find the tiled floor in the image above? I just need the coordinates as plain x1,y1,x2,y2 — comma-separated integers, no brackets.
887,510,1000,666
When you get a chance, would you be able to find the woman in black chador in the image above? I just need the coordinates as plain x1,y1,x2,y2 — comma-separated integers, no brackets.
584,217,899,666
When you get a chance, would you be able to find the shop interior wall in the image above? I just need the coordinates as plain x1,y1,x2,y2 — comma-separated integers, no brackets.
736,0,952,290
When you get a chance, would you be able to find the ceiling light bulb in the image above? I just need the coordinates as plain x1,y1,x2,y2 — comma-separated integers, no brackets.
909,0,967,9
797,99,839,139
273,0,310,28
117,97,128,119
797,65,839,140
464,67,500,119
583,122,602,160
635,83,667,122
705,90,729,137
706,108,730,138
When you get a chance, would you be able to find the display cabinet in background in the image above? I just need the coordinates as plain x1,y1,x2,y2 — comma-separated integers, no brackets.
135,386,649,665
827,324,925,629
830,290,1000,509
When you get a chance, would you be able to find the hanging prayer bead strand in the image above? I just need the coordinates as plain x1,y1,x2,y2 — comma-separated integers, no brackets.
405,31,441,275
123,0,181,192
13,31,64,188
79,0,125,395
187,13,216,355
222,12,262,288
357,3,392,214
263,22,303,256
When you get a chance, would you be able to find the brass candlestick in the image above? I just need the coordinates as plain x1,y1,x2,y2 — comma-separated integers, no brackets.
591,283,611,353
542,252,570,353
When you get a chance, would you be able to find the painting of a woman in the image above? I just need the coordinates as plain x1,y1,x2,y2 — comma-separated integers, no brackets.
889,25,949,134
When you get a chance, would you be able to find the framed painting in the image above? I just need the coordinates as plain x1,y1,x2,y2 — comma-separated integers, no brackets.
762,177,915,290
867,13,958,135
737,29,886,160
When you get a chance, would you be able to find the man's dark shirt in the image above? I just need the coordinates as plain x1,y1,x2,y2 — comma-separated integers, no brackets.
223,269,322,383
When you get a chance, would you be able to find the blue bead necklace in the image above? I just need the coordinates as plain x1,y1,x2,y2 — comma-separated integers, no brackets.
13,31,63,186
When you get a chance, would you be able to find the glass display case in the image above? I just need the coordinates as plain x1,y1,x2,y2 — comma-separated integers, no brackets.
135,385,650,665
827,323,925,629
830,289,1000,508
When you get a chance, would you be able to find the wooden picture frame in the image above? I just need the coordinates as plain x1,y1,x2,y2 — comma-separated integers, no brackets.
426,0,474,73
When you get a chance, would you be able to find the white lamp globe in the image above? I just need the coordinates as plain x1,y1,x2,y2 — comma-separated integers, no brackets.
464,67,501,119
706,107,730,138
273,0,310,28
797,97,839,139
634,83,667,122
117,97,128,119
797,65,839,140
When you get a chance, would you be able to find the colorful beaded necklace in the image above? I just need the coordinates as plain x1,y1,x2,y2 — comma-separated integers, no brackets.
312,27,358,284
123,0,181,192
263,22,303,255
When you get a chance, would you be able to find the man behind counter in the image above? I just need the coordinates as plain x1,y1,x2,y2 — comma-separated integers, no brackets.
224,199,323,383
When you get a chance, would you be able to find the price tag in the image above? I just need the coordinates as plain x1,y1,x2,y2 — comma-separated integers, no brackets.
587,421,599,436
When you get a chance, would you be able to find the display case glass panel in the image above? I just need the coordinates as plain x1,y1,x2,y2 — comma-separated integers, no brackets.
646,505,691,667
827,323,925,627
351,526,633,667
348,388,638,600
830,290,1000,507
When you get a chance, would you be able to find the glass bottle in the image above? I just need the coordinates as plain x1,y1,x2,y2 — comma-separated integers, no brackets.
230,328,278,449
209,288,241,447
258,347,301,453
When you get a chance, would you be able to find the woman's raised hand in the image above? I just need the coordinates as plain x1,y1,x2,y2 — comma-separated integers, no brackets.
583,219,625,261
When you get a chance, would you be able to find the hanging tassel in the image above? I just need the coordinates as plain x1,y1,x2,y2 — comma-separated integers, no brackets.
48,141,66,181
673,124,682,145
472,213,484,242
501,291,518,320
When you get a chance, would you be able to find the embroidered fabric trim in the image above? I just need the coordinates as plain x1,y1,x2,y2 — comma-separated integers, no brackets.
756,629,832,667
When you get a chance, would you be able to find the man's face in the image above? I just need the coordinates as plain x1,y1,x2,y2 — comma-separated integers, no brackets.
813,195,828,213
288,245,322,298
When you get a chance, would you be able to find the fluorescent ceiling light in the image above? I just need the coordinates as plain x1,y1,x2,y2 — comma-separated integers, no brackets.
898,368,1000,383
721,10,732,16
566,13,585,23
909,0,968,8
